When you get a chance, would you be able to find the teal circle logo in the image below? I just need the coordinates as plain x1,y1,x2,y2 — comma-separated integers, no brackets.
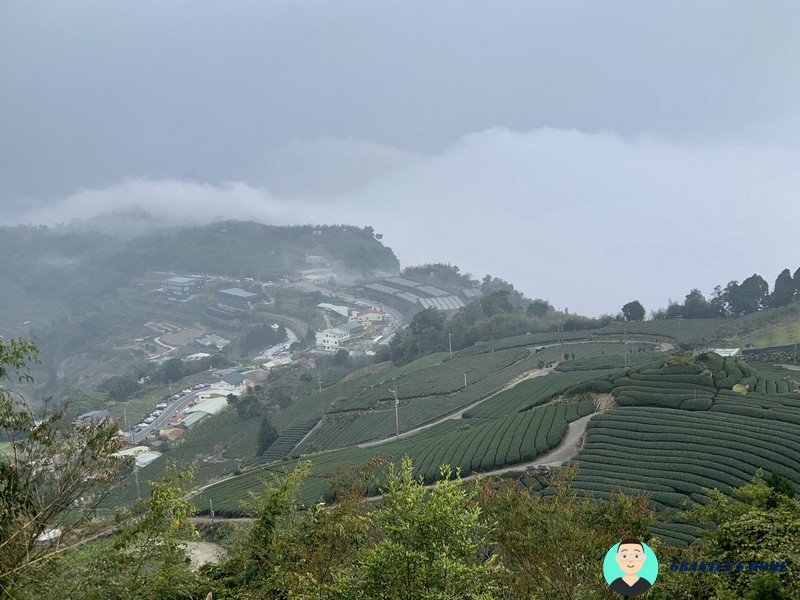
603,539,658,597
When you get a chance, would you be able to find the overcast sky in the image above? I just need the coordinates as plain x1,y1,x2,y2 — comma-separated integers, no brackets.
2,1,800,315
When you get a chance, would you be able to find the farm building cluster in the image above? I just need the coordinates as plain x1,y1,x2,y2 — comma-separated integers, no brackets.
314,302,391,353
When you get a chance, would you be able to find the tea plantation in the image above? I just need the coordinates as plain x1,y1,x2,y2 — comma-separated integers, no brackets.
301,341,655,451
559,352,800,545
198,363,608,514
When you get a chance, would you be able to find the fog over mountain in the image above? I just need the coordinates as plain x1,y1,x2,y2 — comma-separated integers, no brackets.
2,1,799,315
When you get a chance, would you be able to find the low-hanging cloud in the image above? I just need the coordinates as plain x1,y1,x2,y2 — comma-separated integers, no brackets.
6,127,799,316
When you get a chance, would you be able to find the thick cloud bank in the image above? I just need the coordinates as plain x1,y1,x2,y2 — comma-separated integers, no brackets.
5,128,799,316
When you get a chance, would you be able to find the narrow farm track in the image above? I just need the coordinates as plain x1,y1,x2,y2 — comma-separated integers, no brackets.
473,411,599,475
359,410,600,502
357,366,555,448
294,419,324,450
189,410,603,523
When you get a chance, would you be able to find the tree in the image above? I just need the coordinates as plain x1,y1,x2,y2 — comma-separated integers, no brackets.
724,280,742,315
333,348,350,367
621,300,646,321
235,388,263,419
794,267,800,302
478,466,653,599
256,415,279,456
97,373,141,402
682,288,712,319
771,269,795,308
480,290,514,317
709,285,729,317
70,467,203,599
0,337,127,596
728,274,769,315
345,457,501,599
654,473,800,599
409,307,445,335
162,358,184,383
526,298,553,318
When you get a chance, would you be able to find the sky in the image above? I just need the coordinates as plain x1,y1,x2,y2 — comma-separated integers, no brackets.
2,0,800,315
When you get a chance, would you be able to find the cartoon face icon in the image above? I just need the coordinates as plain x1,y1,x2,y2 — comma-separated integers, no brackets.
616,542,646,575
604,538,656,597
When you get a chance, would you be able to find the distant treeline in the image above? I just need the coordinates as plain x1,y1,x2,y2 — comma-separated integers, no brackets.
653,267,800,319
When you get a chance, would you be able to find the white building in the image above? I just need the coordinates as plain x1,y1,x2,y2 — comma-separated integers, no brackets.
356,309,387,324
214,372,253,393
316,328,350,351
165,276,204,298
316,322,365,351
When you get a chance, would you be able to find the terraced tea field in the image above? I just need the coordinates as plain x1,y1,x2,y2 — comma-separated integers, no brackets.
558,352,800,545
198,365,608,515
301,342,658,452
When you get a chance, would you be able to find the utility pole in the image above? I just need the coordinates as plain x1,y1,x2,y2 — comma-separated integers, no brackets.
133,466,141,500
448,332,453,361
624,323,629,368
464,373,467,389
390,389,399,438
209,499,214,525
123,406,131,443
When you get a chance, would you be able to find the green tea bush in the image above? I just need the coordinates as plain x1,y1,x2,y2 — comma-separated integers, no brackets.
628,372,714,386
563,380,615,395
639,363,702,376
710,404,765,419
698,351,725,371
679,397,713,411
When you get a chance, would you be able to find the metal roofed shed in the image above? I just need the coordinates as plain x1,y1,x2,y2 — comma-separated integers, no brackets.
712,348,741,357
112,446,151,458
133,451,162,468
385,277,422,288
221,372,247,386
396,292,423,304
74,410,112,424
338,321,364,332
215,288,261,307
365,283,401,296
195,333,231,348
462,288,483,299
159,427,186,440
185,396,229,415
178,412,208,428
317,303,352,318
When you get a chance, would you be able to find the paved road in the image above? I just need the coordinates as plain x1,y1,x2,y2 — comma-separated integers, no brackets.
358,410,603,503
255,330,299,360
150,336,178,360
130,387,210,444
476,411,599,475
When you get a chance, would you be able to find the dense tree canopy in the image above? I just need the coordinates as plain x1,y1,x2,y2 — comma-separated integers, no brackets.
654,267,800,319
771,268,796,308
622,300,646,321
